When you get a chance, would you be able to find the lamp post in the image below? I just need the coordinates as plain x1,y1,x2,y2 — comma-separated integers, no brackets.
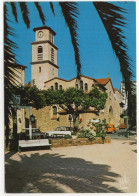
68,115,72,128
124,112,129,138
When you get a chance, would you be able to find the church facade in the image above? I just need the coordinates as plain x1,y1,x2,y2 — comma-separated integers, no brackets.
29,26,124,132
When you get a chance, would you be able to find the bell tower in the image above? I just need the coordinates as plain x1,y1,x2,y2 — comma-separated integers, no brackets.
30,26,59,89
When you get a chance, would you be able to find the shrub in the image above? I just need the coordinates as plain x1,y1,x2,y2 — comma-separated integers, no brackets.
64,134,72,139
77,129,94,140
71,131,76,135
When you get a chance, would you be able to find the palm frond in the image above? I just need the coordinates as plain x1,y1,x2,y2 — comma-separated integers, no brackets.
93,2,134,93
10,2,18,22
34,2,46,24
18,2,30,28
4,3,20,106
59,2,81,78
50,2,55,16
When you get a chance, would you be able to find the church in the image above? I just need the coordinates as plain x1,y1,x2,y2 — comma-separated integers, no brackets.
10,26,124,133
24,26,124,132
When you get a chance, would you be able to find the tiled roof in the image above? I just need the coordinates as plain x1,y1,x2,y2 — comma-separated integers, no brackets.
95,78,110,85
58,107,97,114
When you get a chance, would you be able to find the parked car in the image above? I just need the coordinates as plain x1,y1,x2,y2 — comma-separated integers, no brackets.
118,124,127,129
105,124,116,133
19,128,46,140
46,126,73,138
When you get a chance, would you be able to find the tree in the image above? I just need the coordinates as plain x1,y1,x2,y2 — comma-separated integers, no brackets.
20,86,107,131
4,2,135,145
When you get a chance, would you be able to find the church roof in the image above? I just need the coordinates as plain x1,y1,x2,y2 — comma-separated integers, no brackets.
58,107,97,114
33,26,56,35
95,78,111,85
44,75,107,90
44,77,68,83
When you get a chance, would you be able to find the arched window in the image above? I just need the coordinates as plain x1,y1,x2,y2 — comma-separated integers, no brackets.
75,84,78,89
53,106,57,115
85,83,88,91
55,82,58,90
51,86,54,90
109,91,111,100
51,48,54,63
39,66,41,72
80,80,83,90
59,85,62,90
38,46,43,60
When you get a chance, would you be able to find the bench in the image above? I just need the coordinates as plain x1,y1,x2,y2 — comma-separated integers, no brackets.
18,139,51,152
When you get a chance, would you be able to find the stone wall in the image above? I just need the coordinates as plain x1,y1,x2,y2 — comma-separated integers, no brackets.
50,136,111,148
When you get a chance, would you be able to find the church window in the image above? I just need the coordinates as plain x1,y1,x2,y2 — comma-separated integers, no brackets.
109,91,111,100
85,83,88,91
51,48,54,63
52,106,57,116
49,32,54,43
76,84,78,89
39,66,41,72
59,85,62,90
80,80,83,90
51,86,54,90
55,82,58,90
52,68,54,75
38,46,43,60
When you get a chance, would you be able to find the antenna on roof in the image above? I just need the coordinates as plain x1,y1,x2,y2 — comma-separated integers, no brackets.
108,72,110,78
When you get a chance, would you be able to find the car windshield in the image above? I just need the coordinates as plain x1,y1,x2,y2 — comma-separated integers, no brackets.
55,127,65,131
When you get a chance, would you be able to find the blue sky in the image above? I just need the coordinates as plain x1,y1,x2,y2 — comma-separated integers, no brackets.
8,1,136,90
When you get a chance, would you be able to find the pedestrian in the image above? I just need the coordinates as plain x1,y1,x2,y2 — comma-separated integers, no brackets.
101,129,106,144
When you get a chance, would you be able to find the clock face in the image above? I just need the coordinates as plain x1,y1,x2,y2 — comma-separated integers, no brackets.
37,31,44,38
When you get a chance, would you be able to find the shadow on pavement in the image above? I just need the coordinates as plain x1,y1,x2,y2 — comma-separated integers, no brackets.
129,141,137,145
5,151,17,161
132,150,137,153
5,152,123,193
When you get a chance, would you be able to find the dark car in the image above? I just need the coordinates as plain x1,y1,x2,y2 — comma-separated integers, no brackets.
19,128,46,140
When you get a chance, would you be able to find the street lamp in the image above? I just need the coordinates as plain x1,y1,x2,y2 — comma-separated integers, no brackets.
124,112,129,138
68,115,72,128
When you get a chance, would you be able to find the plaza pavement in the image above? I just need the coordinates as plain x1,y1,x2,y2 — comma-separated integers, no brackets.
5,139,137,193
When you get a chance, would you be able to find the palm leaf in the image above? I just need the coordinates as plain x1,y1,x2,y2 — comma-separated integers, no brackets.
50,2,55,16
93,2,134,93
18,2,30,28
4,3,20,146
34,2,46,24
59,2,81,78
10,2,18,22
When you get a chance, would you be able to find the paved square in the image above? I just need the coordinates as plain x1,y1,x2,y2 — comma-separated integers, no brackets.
5,139,137,193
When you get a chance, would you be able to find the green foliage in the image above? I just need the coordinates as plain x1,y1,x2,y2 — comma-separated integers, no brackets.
18,86,108,131
43,89,64,105
128,92,136,128
64,134,72,139
89,86,108,110
71,131,76,135
77,129,94,140
63,87,84,108
19,85,46,109
92,119,108,134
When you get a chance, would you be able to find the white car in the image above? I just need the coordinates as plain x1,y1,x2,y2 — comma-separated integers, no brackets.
46,126,73,138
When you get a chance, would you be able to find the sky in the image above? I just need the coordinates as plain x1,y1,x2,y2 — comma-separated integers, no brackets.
7,1,136,90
